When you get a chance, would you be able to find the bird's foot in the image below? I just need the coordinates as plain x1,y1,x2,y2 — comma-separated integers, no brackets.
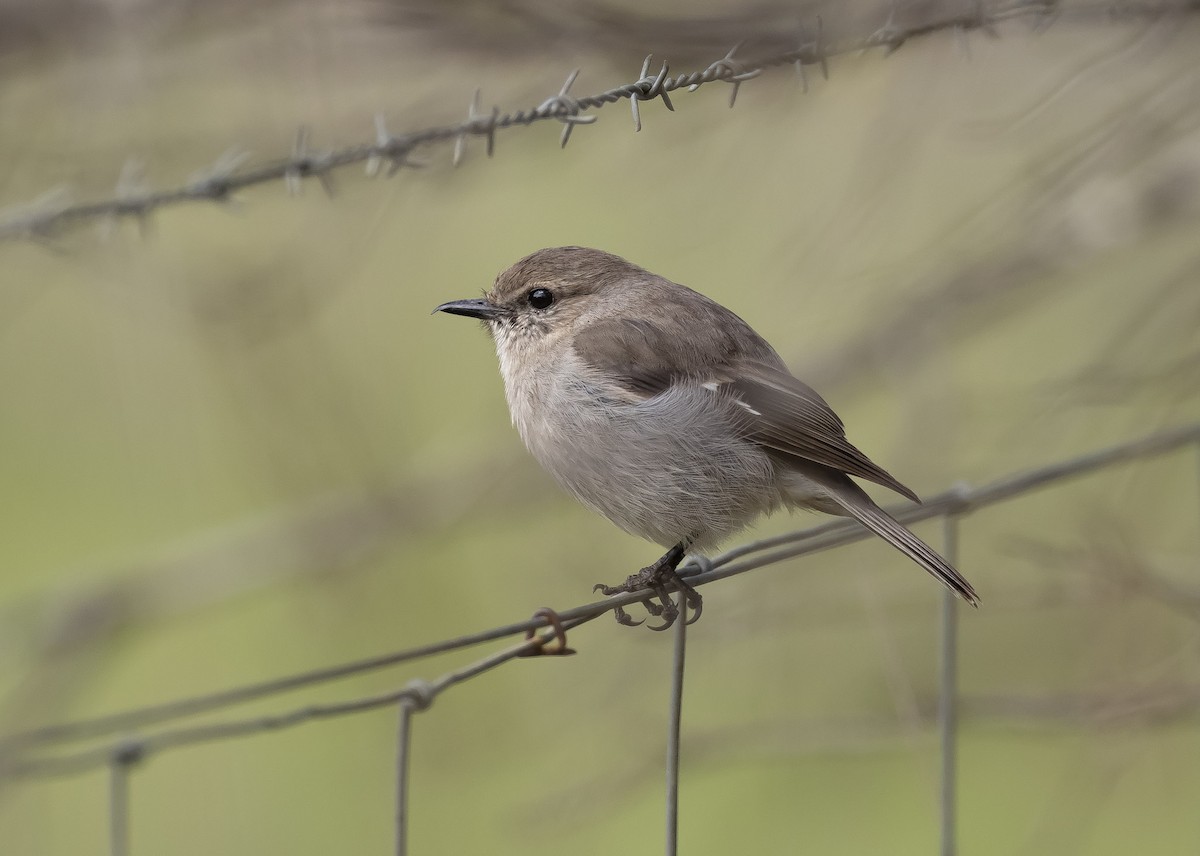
593,544,703,631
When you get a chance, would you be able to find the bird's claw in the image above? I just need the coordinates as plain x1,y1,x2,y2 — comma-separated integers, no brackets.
646,598,679,631
593,545,705,631
611,605,644,627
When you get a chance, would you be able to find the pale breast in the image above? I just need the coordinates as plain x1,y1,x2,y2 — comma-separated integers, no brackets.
495,342,781,549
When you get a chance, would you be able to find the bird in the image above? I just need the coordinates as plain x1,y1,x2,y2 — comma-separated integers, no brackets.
435,246,979,629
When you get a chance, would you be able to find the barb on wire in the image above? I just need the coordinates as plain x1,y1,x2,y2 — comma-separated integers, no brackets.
453,90,483,167
687,42,762,108
1,422,1196,783
187,148,252,205
1,0,1183,244
283,127,336,198
104,158,151,240
627,54,676,133
537,69,596,149
793,20,819,92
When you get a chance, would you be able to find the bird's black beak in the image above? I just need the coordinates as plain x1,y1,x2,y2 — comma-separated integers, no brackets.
432,298,505,321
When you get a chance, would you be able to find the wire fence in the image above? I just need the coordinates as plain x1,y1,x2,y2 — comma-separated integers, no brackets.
2,422,1197,855
2,0,1197,245
4,2,1199,851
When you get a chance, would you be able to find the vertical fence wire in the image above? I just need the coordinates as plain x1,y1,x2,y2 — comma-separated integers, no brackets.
939,515,961,856
395,699,417,856
665,594,688,856
108,754,131,856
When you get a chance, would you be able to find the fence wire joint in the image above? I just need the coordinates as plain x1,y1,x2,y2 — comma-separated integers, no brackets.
111,738,146,768
402,680,436,714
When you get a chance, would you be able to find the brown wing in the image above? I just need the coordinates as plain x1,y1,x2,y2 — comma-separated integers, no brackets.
726,362,921,503
570,318,685,398
569,296,783,398
571,318,921,504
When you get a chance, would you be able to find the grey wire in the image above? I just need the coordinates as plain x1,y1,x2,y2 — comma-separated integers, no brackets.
2,423,1198,784
395,697,420,856
15,417,1187,759
4,622,584,780
109,756,130,856
939,516,961,856
0,0,1149,244
0,613,576,754
665,593,688,856
682,422,1200,590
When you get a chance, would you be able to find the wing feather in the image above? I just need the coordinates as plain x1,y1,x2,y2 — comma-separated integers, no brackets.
724,363,920,503
572,318,920,504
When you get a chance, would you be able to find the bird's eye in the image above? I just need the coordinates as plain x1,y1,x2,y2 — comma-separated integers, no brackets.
527,288,554,310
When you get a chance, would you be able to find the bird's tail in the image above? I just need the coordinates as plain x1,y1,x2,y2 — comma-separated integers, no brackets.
784,465,980,606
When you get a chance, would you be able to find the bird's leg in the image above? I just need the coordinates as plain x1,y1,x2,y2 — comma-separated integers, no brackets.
594,543,703,631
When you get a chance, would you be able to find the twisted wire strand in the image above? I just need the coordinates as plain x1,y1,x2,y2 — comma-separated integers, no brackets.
3,0,1189,243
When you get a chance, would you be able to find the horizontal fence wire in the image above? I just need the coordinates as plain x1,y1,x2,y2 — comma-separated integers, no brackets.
2,0,1197,245
2,421,1197,781
1,423,1197,855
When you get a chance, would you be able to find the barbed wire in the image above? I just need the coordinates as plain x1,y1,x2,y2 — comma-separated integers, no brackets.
3,0,1197,245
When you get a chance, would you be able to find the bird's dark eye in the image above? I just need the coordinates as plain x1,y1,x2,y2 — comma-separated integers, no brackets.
527,288,554,310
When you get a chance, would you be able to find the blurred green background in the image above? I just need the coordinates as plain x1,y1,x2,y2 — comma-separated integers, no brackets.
2,1,1199,853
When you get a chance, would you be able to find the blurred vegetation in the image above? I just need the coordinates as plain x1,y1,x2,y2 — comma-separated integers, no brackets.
1,1,1199,853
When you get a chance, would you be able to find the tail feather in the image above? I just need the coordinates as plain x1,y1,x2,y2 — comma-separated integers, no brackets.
835,491,980,606
784,462,980,606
